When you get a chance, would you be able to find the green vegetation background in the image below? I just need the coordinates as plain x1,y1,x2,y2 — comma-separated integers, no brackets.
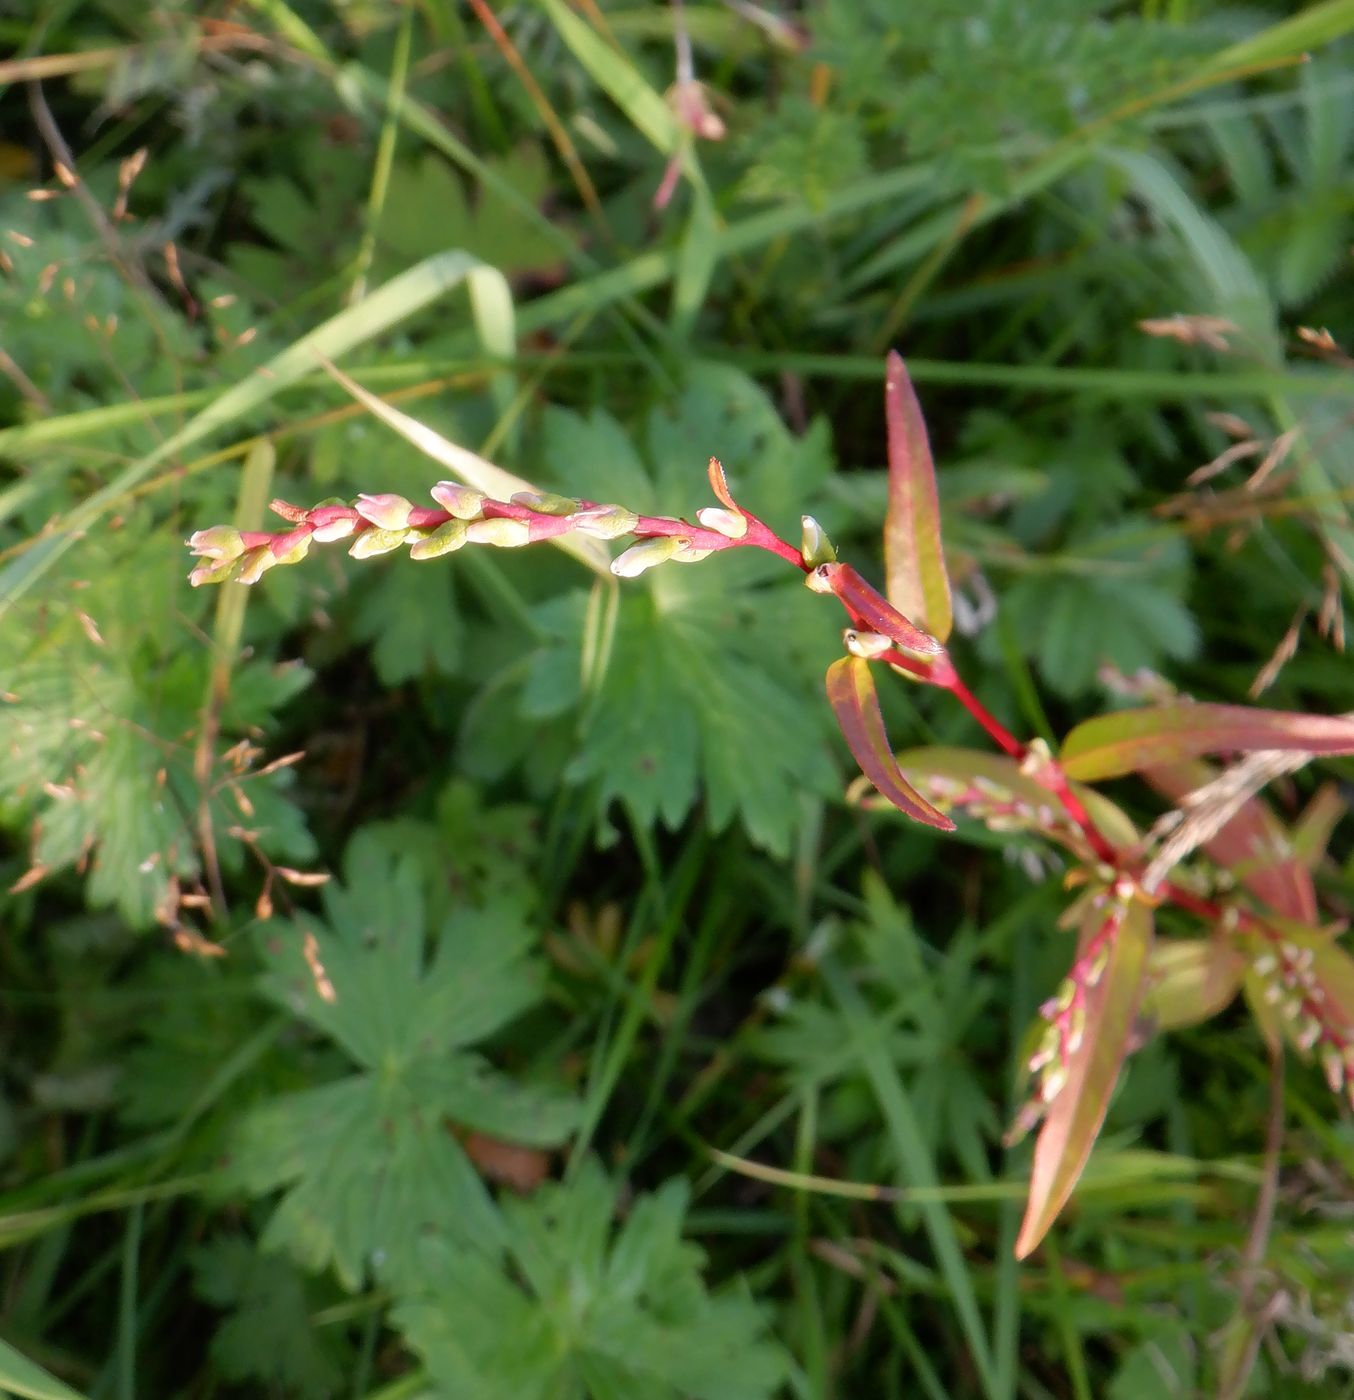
1,1,1353,1395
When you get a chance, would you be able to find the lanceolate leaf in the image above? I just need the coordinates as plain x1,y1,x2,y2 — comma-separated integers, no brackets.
1061,703,1354,782
1142,761,1316,922
1015,900,1154,1260
825,657,954,831
1140,936,1245,1032
883,351,953,642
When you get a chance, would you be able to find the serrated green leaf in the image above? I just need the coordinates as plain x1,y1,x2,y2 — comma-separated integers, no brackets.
232,833,577,1289
354,559,463,685
394,1159,787,1400
1016,900,1153,1259
192,1235,347,1399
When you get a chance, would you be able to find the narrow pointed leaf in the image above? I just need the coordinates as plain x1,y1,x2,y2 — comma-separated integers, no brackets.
1061,704,1354,782
825,657,954,831
1142,760,1316,922
883,351,953,643
1015,900,1154,1259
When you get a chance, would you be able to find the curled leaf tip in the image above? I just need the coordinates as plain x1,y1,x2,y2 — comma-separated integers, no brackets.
707,456,742,513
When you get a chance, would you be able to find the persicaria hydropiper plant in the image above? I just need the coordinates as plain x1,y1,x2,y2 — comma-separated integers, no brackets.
188,353,1354,1260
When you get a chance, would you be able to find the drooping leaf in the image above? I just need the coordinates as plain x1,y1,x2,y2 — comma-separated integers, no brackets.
825,657,954,831
1061,703,1354,783
1142,760,1316,921
230,830,577,1290
1015,899,1154,1259
883,350,953,642
394,1159,787,1400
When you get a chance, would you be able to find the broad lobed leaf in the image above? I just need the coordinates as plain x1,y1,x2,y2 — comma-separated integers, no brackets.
394,1159,787,1400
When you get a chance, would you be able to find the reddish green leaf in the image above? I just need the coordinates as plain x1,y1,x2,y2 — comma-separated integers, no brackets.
1061,704,1354,783
883,352,953,643
1141,935,1244,1032
1142,760,1316,922
825,657,954,831
1015,900,1153,1260
813,562,943,657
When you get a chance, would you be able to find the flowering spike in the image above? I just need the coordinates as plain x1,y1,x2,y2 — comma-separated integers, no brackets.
430,482,487,520
349,527,409,559
465,517,532,548
408,519,469,560
189,556,242,587
672,541,715,565
187,526,245,561
611,536,688,578
355,493,414,530
800,515,836,567
311,515,360,542
571,504,639,539
696,507,748,539
235,546,277,585
844,630,893,660
511,491,579,516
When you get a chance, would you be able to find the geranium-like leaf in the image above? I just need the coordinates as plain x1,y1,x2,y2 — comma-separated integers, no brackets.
1142,760,1315,922
395,1160,787,1399
1061,703,1354,782
231,831,577,1290
1015,899,1154,1260
1140,935,1245,1032
825,656,954,831
883,351,952,642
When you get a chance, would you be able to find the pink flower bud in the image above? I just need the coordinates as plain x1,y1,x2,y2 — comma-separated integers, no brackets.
430,482,487,520
355,493,414,531
187,526,244,560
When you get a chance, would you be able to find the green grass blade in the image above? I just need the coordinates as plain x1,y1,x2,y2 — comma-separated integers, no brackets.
1204,0,1354,71
0,1337,88,1400
821,957,998,1398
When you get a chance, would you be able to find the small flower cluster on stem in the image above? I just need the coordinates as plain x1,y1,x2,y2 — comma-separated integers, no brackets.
1006,880,1138,1143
